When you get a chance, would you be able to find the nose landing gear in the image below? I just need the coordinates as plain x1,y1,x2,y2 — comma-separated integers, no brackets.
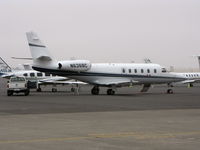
167,89,173,94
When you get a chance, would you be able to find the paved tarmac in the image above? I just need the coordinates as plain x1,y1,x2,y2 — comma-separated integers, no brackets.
0,78,200,150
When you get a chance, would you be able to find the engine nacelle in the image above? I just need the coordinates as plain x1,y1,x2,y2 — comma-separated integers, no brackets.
58,60,91,72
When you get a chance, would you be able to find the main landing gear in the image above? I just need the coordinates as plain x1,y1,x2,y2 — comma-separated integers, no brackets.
91,86,116,95
167,89,173,94
91,86,100,95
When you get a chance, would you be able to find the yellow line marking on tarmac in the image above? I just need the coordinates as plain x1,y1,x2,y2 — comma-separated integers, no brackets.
0,131,200,144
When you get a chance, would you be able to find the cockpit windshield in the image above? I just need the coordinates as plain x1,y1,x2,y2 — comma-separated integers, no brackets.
161,68,167,73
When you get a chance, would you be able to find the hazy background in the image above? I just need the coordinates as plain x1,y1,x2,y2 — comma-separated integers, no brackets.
0,0,200,71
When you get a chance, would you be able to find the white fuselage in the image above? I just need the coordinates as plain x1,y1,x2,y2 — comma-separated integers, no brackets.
32,63,186,86
25,31,186,88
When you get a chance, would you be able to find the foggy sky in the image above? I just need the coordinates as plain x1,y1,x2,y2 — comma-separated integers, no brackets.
0,0,200,71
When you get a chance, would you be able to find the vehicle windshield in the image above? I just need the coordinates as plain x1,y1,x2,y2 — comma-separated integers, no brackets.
10,77,25,82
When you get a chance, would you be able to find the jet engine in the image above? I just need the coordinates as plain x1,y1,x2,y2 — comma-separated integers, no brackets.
58,60,91,72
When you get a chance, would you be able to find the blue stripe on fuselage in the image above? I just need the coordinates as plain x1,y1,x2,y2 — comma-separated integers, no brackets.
32,66,184,80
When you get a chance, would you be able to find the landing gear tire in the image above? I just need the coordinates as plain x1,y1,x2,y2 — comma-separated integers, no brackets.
7,90,13,96
24,89,30,96
167,89,173,94
190,83,193,87
52,88,57,92
107,89,115,95
71,88,75,93
36,88,42,92
91,86,99,95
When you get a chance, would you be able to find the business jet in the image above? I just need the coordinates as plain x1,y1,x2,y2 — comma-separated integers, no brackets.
0,57,86,92
142,56,200,87
171,55,200,87
26,31,186,95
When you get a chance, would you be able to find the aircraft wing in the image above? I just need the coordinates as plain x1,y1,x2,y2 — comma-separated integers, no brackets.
175,79,200,84
0,72,14,79
92,78,138,87
38,77,87,85
39,80,87,85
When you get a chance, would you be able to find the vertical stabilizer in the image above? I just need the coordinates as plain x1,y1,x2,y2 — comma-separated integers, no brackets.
197,55,200,71
26,32,56,67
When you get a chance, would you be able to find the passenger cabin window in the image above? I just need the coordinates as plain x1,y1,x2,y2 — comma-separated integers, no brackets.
134,69,137,73
30,73,35,77
45,73,51,76
154,69,157,73
161,68,167,73
129,69,131,73
52,74,56,77
23,73,28,77
37,73,43,77
147,69,150,73
141,69,144,73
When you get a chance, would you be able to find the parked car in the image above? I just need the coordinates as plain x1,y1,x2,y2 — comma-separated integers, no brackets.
7,76,30,96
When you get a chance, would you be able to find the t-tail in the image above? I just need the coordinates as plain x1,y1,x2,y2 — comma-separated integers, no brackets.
26,32,57,68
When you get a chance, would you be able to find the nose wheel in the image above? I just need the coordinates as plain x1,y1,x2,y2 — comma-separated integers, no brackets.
167,89,173,94
91,86,100,95
107,89,115,95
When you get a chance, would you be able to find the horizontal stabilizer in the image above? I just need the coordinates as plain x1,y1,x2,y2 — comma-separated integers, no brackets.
12,57,33,60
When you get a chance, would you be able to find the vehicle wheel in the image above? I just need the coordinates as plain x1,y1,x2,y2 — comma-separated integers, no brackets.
167,89,173,94
107,89,115,95
7,90,13,96
24,89,30,96
91,86,99,95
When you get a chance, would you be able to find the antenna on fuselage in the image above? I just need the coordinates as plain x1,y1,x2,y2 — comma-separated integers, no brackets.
143,58,152,63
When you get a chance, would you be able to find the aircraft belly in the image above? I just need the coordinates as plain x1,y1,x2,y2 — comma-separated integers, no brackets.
68,75,182,85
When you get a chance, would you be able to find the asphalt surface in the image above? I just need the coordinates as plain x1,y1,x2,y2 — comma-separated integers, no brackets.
0,78,200,150
0,78,200,115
